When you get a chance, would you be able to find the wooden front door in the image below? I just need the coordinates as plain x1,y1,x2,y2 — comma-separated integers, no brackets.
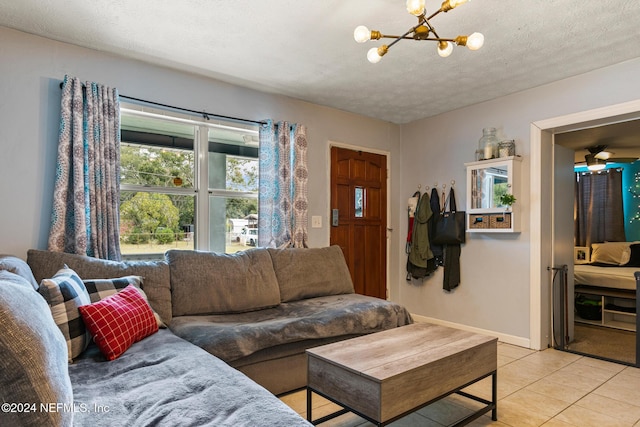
330,146,387,299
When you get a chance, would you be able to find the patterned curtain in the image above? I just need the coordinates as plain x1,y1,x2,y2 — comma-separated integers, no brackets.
574,168,625,248
258,120,308,248
48,75,122,260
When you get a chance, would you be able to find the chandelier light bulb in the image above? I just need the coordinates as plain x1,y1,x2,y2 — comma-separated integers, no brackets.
449,0,469,8
354,25,371,43
466,32,484,50
437,41,453,57
406,0,426,16
367,46,386,63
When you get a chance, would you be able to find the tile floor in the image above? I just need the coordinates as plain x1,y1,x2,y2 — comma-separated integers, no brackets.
280,343,640,426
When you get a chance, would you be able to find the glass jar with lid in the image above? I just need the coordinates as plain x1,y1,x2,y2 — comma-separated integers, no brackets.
498,140,515,157
478,127,499,160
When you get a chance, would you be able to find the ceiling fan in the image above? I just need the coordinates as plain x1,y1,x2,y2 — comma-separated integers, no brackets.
577,145,639,171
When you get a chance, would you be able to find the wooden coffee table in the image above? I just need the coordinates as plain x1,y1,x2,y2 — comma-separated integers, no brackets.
306,323,497,426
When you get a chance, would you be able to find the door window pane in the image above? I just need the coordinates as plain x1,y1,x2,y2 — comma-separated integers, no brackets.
355,187,364,218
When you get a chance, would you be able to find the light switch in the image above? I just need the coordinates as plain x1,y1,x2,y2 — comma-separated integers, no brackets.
311,216,322,228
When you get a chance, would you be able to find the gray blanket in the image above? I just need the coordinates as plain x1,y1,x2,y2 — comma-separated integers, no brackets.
169,293,413,362
69,329,310,427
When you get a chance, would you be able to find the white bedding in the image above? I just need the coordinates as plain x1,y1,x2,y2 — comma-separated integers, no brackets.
574,265,639,291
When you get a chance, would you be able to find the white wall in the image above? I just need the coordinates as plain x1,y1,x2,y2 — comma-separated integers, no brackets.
398,57,640,344
0,27,401,272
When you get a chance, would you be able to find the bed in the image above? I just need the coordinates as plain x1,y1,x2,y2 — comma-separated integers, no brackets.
573,242,639,331
574,265,638,291
574,241,640,290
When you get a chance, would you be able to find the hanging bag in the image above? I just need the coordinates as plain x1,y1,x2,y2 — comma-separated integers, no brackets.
432,187,466,245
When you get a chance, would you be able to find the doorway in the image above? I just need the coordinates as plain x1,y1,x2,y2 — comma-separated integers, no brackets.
530,100,640,364
329,146,388,299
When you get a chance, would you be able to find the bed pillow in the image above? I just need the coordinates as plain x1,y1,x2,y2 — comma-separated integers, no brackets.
78,284,158,361
590,242,632,266
83,276,166,328
624,244,640,267
37,267,91,361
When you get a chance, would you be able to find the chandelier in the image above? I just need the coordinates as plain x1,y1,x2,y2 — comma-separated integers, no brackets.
354,0,484,63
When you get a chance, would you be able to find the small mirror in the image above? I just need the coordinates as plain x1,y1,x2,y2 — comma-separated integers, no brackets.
470,166,509,209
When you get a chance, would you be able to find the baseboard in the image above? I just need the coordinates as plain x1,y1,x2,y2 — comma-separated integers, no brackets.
410,314,531,349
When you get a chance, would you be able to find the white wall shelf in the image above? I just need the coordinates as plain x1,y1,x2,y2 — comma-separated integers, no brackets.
465,156,522,233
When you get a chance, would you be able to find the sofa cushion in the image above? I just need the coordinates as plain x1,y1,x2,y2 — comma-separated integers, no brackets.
0,254,39,290
27,249,172,325
83,276,166,328
38,267,91,361
69,329,310,427
170,293,413,362
268,245,355,302
79,285,159,360
0,279,73,427
167,249,281,316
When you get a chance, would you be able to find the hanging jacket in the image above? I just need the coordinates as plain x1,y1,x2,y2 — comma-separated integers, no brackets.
407,192,436,279
442,187,462,291
429,187,444,266
406,191,421,254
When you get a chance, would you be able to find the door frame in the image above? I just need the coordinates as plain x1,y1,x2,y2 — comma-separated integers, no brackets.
327,140,392,299
530,99,640,350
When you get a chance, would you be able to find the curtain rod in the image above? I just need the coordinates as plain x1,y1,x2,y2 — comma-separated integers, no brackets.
58,81,267,126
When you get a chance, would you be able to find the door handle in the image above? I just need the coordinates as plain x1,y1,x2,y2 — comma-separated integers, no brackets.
332,209,339,226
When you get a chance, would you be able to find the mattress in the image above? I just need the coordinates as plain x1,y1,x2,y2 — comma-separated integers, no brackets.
574,265,639,291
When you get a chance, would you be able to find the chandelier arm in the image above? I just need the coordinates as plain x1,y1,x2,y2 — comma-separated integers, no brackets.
386,25,421,49
426,9,444,21
380,35,457,42
378,34,427,40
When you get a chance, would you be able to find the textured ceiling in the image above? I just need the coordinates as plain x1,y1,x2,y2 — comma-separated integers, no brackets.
1,0,640,124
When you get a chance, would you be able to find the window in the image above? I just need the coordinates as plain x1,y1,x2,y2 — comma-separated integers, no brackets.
119,106,259,259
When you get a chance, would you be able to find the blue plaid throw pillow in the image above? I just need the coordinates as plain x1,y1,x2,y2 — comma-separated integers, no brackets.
38,267,91,362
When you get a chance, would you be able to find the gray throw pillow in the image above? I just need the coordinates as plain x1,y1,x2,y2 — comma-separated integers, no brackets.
268,245,355,302
0,254,39,290
167,249,281,316
0,270,35,290
0,280,73,427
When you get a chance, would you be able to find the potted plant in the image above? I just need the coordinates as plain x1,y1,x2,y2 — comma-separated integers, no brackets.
498,194,516,222
499,193,516,210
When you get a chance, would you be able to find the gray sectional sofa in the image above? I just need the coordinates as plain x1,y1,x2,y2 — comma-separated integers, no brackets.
0,245,412,426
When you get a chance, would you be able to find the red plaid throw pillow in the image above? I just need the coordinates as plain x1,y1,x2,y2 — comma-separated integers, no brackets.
78,284,158,360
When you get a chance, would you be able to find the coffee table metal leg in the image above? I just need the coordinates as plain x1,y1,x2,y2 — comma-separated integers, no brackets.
492,371,498,421
307,387,312,423
306,387,361,425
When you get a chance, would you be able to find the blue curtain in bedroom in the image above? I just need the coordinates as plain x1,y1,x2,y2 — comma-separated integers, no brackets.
258,120,308,248
48,75,122,260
